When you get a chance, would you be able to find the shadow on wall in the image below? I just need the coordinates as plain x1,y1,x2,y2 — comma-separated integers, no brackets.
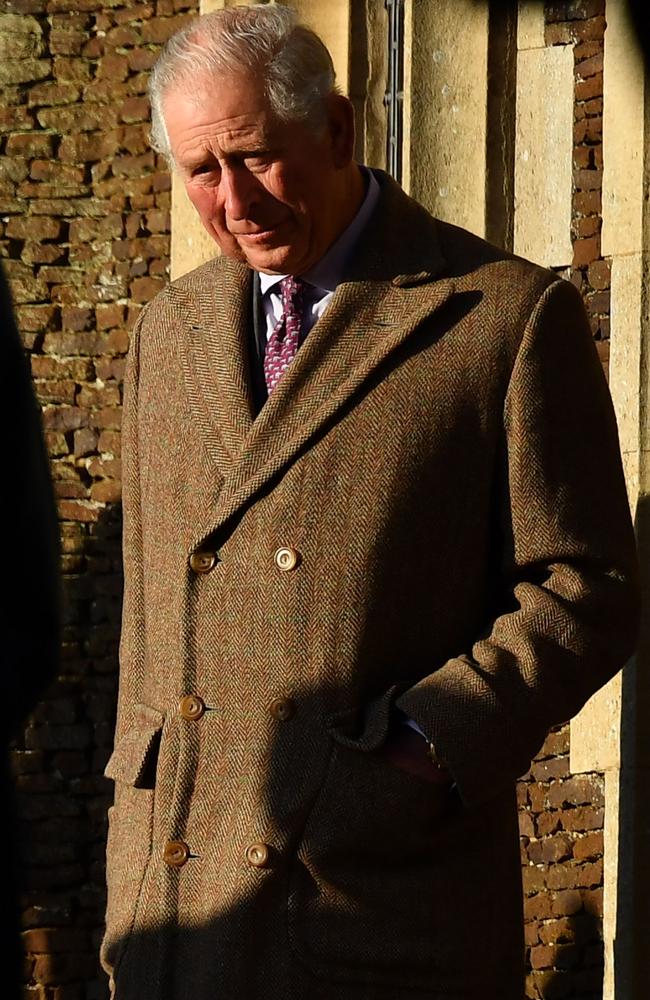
13,503,122,1000
615,490,650,1000
2,258,61,1000
531,909,604,999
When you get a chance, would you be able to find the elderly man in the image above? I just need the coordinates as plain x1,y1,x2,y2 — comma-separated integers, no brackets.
102,5,639,999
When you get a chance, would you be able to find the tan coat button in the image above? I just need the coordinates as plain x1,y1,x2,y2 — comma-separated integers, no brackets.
179,694,206,721
269,697,296,722
163,840,190,868
245,842,270,868
274,546,300,572
189,550,217,574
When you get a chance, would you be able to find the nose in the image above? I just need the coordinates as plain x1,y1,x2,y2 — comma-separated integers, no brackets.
221,162,260,221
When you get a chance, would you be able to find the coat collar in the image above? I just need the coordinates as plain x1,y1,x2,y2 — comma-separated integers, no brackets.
173,171,456,549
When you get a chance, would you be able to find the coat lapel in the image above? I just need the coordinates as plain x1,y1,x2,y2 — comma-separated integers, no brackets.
214,275,455,520
179,172,458,550
174,256,254,473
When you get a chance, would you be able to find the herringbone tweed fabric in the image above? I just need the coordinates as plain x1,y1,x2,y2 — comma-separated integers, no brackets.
102,171,639,1000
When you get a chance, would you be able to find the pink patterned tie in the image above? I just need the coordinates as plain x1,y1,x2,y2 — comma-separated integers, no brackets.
264,276,305,394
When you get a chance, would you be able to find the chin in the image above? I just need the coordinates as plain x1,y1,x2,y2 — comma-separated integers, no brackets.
243,248,296,275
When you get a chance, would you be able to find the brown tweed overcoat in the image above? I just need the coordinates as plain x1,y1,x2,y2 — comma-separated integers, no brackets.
102,172,639,1000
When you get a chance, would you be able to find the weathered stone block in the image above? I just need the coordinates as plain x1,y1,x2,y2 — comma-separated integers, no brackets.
77,383,121,408
68,215,123,243
130,275,164,302
572,234,600,266
4,260,48,303
546,775,604,810
577,52,603,79
576,73,603,105
546,15,606,44
0,157,30,183
572,831,604,861
28,82,82,107
88,457,121,481
73,428,98,457
5,133,53,158
36,105,117,133
90,480,122,503
35,380,77,405
105,25,142,47
61,307,94,332
0,14,44,59
97,430,121,455
0,106,35,133
44,432,69,456
42,405,89,433
574,167,602,192
43,331,107,356
140,13,193,43
119,96,150,124
127,48,158,72
95,303,124,329
89,406,121,430
24,723,92,751
561,806,604,832
96,52,129,81
0,58,51,85
587,259,610,289
22,243,66,266
50,29,86,56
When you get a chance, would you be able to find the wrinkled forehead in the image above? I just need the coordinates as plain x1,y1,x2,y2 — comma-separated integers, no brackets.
161,72,293,167
164,62,270,112
161,69,276,137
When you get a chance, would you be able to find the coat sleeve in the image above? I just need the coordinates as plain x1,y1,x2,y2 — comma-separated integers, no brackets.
112,307,149,749
394,278,640,808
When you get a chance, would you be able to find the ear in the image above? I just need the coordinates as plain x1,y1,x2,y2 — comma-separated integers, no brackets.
325,94,356,169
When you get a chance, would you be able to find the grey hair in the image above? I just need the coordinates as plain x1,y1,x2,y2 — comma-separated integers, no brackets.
148,4,338,166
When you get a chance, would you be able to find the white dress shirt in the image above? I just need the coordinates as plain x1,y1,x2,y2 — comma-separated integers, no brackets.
258,167,381,341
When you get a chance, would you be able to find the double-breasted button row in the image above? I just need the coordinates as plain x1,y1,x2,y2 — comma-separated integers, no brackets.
190,538,315,577
189,549,218,574
190,546,301,574
179,693,294,722
164,838,272,870
163,840,190,868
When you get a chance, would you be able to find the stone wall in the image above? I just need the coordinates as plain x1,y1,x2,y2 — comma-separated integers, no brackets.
0,2,198,997
517,10,611,999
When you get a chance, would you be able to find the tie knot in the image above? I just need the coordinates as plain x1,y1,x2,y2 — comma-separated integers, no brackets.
280,275,304,311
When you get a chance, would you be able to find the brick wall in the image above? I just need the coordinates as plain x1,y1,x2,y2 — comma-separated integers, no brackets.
519,729,606,999
2,1,614,998
517,6,610,999
0,3,198,996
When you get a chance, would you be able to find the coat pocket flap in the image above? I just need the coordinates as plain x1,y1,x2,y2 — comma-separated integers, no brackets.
104,703,164,787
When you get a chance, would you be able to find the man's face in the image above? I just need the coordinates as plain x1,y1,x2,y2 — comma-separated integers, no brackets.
163,72,353,275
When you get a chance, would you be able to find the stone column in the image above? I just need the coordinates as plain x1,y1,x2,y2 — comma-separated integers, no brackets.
403,0,489,237
513,4,573,268
569,3,649,997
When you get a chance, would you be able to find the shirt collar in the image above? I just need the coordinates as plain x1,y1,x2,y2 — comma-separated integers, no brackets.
258,166,380,297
